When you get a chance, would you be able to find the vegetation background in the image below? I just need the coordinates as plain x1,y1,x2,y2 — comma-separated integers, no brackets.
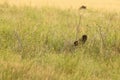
0,0,120,80
1,0,120,11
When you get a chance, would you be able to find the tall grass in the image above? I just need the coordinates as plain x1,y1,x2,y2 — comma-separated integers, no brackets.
0,3,120,80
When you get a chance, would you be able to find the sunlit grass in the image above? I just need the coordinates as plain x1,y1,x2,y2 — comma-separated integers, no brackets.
0,0,120,12
0,3,120,80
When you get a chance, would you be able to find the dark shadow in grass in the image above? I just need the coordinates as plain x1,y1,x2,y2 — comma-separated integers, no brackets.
74,35,87,46
79,5,87,10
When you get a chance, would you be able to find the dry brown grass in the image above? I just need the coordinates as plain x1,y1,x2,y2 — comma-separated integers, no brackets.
0,3,120,80
1,0,120,12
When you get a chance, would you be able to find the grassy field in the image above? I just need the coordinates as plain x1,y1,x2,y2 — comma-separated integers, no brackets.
0,3,120,80
1,0,120,12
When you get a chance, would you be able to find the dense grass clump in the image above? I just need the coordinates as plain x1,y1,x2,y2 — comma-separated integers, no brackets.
0,4,120,80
